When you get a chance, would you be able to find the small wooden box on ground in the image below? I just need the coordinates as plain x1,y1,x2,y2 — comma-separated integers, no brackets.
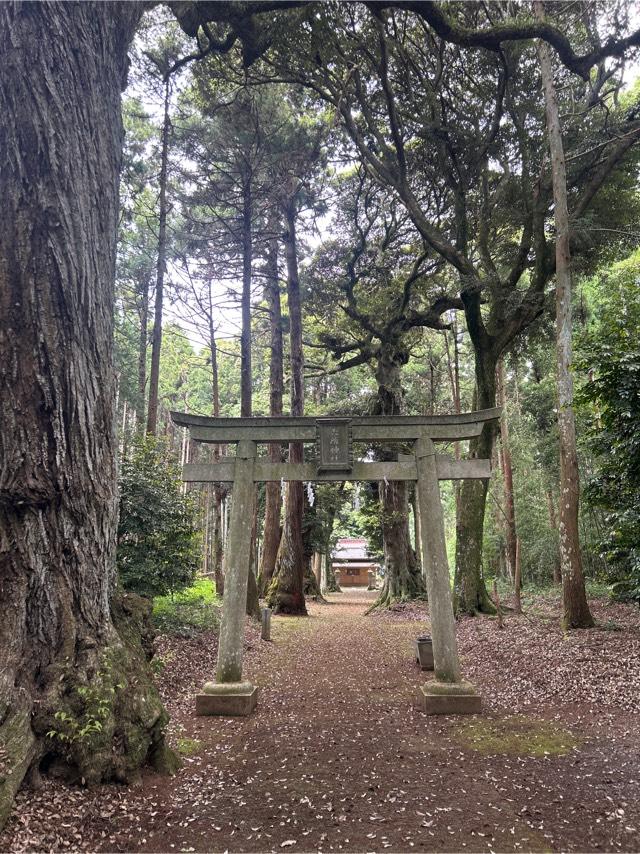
415,636,434,670
196,681,258,716
417,680,481,715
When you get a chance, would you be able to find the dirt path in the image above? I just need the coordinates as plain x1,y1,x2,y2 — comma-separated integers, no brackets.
3,589,640,852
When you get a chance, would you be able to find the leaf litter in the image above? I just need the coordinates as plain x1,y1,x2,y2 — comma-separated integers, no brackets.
1,588,639,852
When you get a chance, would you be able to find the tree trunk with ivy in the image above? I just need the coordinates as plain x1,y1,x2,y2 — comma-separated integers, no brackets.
0,2,174,829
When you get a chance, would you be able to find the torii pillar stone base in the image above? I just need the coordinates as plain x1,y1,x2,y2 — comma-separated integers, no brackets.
196,681,258,717
416,680,482,715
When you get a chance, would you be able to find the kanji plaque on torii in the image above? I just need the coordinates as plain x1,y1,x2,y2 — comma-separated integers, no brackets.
316,417,353,473
171,408,501,717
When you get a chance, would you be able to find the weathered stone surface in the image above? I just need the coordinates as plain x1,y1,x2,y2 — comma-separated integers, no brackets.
417,681,482,715
261,608,272,641
215,441,256,684
415,436,461,683
196,683,258,716
415,638,434,671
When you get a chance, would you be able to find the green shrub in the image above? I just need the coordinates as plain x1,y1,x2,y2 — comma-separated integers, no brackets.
117,435,201,599
152,577,220,635
577,251,640,603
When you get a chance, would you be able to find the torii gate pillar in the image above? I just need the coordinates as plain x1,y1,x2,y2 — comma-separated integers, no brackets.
414,435,481,714
196,440,258,716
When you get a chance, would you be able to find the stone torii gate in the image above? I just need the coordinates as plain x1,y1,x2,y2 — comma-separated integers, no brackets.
171,407,500,716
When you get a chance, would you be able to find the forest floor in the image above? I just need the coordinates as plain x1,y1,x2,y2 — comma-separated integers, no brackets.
2,587,640,853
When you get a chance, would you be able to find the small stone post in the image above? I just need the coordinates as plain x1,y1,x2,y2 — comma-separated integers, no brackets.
196,440,258,715
415,434,481,713
261,607,271,641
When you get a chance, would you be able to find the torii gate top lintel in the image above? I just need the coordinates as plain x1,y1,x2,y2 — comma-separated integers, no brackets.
171,407,501,484
170,407,501,443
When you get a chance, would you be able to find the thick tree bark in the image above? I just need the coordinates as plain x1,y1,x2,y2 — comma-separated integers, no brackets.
370,345,426,609
302,493,325,600
146,76,171,435
374,479,425,608
454,321,497,615
0,2,173,829
312,552,322,587
535,1,594,628
267,202,307,614
258,231,284,596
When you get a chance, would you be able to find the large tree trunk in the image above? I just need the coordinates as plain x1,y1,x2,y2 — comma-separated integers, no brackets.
320,484,344,593
258,230,283,596
302,490,324,600
374,480,425,608
370,345,426,609
535,1,594,629
0,3,173,830
267,202,307,614
454,322,497,615
146,76,171,435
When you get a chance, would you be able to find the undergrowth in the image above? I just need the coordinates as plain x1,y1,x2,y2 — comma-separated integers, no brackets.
153,577,221,636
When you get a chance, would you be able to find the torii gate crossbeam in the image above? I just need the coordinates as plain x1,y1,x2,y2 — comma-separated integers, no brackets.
171,408,501,716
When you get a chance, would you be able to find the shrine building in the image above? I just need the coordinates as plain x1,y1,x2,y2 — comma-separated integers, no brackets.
332,537,379,587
